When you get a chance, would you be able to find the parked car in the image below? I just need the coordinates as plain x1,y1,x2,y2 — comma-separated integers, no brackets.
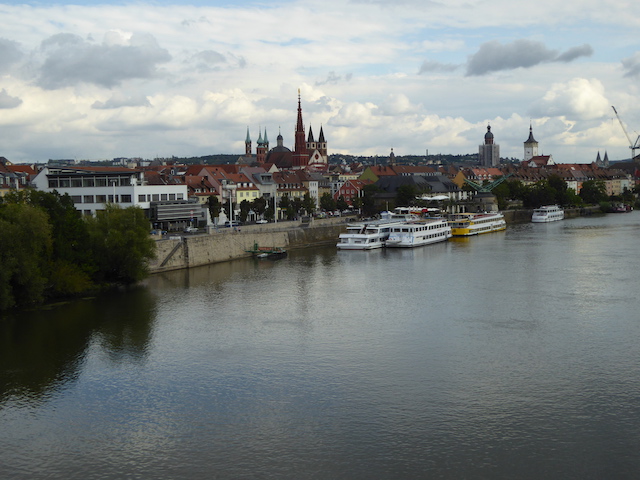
224,221,242,227
184,226,198,233
256,219,268,224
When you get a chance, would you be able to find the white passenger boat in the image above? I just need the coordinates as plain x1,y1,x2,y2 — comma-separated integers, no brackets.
385,218,452,248
336,212,419,250
532,205,564,223
448,212,506,236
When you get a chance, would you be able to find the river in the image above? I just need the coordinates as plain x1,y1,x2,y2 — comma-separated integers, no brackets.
2,212,640,479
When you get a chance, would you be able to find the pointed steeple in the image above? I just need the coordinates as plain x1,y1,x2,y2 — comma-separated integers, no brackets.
245,126,252,157
307,126,315,143
525,124,537,144
318,125,326,143
263,128,269,146
292,89,309,167
245,126,251,143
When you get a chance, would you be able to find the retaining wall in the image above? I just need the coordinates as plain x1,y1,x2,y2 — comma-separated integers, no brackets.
149,222,347,274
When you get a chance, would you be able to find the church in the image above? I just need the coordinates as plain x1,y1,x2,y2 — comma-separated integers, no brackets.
241,91,328,171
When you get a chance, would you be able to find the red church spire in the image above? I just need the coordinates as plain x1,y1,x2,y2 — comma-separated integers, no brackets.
292,89,309,167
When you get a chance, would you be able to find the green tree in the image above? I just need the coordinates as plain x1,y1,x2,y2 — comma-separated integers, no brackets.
251,196,267,218
239,200,251,222
361,184,382,217
86,204,156,285
301,192,316,215
336,195,349,212
0,203,52,309
395,184,419,206
207,195,222,223
320,192,336,212
579,180,608,205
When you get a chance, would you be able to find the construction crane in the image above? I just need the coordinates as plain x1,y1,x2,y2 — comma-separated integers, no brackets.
612,106,640,160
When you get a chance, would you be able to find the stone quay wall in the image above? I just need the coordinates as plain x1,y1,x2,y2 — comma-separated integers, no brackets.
149,219,348,274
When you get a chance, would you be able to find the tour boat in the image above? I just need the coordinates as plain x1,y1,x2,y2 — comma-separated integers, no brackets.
531,205,565,223
337,219,403,250
447,212,506,236
336,212,419,250
385,218,452,248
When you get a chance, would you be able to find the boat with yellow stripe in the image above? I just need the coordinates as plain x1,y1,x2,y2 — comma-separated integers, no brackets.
447,212,506,236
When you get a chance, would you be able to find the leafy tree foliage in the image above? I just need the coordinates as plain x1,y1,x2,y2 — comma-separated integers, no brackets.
0,203,52,309
239,200,251,222
207,195,222,222
579,180,608,205
251,197,267,218
361,184,382,217
336,196,349,212
301,192,316,215
85,204,156,285
320,193,336,212
395,184,420,206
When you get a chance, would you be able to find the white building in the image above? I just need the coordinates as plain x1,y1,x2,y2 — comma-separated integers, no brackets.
32,165,201,229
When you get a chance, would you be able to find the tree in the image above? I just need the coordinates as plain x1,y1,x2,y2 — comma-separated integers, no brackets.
301,192,316,215
336,195,349,212
0,203,52,309
395,184,419,206
207,195,222,223
251,197,267,218
361,184,382,217
320,192,336,212
239,200,251,222
86,204,156,285
579,180,607,205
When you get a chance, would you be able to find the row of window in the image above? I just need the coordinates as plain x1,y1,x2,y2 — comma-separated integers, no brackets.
70,193,187,205
48,175,133,189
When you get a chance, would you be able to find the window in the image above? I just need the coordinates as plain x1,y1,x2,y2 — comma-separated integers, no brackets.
83,178,95,187
59,178,70,188
71,195,82,204
83,195,94,203
161,194,168,201
138,195,146,202
121,195,132,203
48,179,59,188
71,178,82,188
96,195,107,203
177,194,184,200
152,194,159,201
95,177,107,187
169,194,176,201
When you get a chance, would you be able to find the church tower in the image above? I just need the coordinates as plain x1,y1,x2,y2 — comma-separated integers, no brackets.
292,90,309,168
256,128,269,164
524,124,539,161
245,127,252,157
479,124,500,166
318,126,327,158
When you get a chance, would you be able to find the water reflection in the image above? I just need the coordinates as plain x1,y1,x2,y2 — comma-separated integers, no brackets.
0,287,156,403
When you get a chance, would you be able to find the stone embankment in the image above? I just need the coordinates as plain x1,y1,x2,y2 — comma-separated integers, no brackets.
148,217,347,274
149,206,602,274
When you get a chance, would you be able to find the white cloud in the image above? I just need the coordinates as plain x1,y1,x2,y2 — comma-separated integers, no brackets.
0,1,637,163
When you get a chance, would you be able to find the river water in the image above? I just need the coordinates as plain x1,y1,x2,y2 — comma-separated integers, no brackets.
2,212,640,479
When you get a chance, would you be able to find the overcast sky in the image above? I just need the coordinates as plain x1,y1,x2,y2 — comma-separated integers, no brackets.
1,0,639,164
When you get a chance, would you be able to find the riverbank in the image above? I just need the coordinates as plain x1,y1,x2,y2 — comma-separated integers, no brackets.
148,206,603,274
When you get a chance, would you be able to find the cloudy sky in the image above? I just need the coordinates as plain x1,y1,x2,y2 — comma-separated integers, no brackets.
1,0,639,164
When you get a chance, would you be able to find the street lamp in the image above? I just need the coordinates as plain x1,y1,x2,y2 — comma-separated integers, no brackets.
223,184,237,225
111,179,117,204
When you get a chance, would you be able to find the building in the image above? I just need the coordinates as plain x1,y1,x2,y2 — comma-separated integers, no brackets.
479,125,500,167
523,124,539,162
31,165,200,230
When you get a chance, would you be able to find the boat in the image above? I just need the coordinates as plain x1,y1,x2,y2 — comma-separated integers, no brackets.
336,212,420,250
532,205,565,223
246,243,287,259
385,218,452,248
612,203,633,213
447,212,506,236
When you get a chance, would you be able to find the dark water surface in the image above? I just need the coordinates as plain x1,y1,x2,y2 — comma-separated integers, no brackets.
2,212,640,479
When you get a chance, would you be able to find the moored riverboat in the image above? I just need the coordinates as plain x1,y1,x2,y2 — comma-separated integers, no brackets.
385,218,452,248
448,212,506,236
532,205,565,223
336,212,420,250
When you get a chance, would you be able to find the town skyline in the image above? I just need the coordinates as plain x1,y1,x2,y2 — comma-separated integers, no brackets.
1,0,639,164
